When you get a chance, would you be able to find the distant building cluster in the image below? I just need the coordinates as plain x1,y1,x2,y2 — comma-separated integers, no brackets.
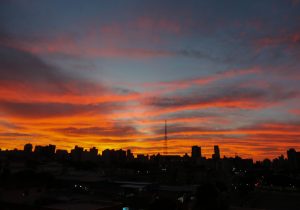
5,143,225,165
0,143,299,172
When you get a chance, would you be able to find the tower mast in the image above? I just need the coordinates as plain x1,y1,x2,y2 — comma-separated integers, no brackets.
164,120,168,155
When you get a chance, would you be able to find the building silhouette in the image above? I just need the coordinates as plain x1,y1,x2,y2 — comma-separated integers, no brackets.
287,148,300,170
24,143,33,153
70,145,84,161
191,146,201,159
34,144,56,158
212,145,220,160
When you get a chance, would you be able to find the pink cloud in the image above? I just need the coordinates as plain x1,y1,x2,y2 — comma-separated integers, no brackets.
0,15,186,59
289,109,300,115
255,31,300,49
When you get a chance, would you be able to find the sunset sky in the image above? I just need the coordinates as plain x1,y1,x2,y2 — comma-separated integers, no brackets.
0,0,300,160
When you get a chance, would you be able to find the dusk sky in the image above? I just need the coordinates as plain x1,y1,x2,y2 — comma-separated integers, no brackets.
1,0,300,160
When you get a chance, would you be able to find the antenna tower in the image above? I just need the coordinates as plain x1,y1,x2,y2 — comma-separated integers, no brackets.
164,120,168,155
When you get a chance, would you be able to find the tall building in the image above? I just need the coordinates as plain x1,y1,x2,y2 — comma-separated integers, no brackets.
24,143,33,153
86,147,99,161
48,144,56,155
89,147,98,156
127,149,134,160
213,145,220,160
56,149,68,160
164,120,168,155
191,146,201,158
287,148,298,170
116,149,127,161
70,145,84,161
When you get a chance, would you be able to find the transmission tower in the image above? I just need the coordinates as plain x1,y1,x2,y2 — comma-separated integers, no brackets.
164,120,168,155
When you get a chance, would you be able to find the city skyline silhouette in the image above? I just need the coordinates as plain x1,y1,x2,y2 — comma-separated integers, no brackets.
1,1,300,209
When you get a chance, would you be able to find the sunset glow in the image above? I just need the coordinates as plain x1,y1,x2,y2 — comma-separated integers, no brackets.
1,0,300,160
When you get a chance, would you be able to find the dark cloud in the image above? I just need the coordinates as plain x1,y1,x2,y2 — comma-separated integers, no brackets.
0,42,133,124
0,44,110,96
0,45,133,120
0,101,120,119
0,120,23,129
0,44,72,97
53,124,140,137
146,85,299,109
0,132,31,137
150,120,300,136
0,45,66,83
239,121,300,132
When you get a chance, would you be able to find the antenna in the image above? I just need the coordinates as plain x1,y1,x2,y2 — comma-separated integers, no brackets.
164,120,168,155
